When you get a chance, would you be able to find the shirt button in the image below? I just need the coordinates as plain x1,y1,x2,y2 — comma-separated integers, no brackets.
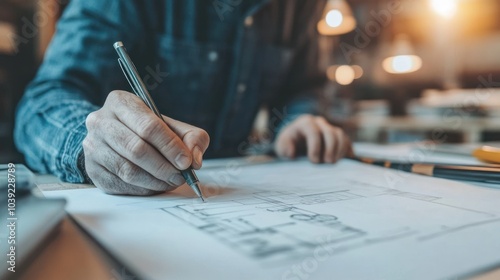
244,16,254,27
237,83,247,94
208,51,218,62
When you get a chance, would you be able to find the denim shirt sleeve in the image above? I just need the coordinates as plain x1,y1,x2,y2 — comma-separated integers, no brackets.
14,0,146,182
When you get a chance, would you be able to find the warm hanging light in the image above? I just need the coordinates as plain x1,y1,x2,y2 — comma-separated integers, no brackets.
317,0,357,36
382,34,422,74
0,23,16,54
429,0,458,19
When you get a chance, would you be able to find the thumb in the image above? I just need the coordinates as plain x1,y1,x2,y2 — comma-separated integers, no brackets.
274,132,298,159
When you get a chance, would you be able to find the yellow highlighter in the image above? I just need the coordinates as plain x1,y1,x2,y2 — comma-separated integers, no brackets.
472,146,500,164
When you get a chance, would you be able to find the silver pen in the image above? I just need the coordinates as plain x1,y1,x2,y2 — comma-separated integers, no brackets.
113,41,205,202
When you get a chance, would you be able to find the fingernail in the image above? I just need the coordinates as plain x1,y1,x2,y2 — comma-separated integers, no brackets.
169,173,185,186
175,153,191,169
193,146,203,167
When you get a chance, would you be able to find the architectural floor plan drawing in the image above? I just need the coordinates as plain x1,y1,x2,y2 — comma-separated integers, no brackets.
42,159,500,280
163,178,498,265
163,191,366,264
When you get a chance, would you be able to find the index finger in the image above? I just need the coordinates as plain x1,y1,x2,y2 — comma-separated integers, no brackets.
106,90,192,170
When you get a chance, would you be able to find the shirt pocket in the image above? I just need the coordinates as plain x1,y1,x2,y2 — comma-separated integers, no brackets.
258,44,295,102
153,35,231,126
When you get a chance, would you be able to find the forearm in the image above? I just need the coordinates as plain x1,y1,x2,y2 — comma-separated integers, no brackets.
13,0,148,182
14,82,98,182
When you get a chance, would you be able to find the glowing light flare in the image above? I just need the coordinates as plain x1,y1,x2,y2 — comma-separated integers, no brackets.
317,0,356,36
430,0,458,19
325,10,343,27
382,55,422,74
351,65,364,79
0,23,16,54
327,65,363,85
336,65,355,85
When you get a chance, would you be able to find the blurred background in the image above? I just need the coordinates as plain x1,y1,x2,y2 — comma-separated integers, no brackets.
1,0,500,163
0,0,68,163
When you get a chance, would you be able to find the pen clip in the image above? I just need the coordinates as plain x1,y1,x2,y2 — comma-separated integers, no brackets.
118,58,140,96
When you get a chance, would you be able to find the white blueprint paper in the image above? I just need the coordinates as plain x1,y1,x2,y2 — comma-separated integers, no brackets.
42,159,500,280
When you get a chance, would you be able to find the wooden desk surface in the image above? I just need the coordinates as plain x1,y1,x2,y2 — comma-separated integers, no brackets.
20,218,118,280
16,176,131,280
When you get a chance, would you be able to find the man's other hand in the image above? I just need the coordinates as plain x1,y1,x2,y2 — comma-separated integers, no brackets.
83,90,210,195
274,115,353,163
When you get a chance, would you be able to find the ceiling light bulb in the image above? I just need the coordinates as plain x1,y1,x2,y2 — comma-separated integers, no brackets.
325,10,343,28
430,0,458,19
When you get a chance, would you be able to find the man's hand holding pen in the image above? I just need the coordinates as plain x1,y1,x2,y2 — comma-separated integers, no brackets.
83,90,210,196
79,42,353,197
82,92,353,196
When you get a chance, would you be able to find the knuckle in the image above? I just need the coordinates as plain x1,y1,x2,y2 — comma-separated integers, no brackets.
107,90,135,109
195,129,210,145
85,112,99,129
332,127,344,136
326,126,339,135
162,134,183,157
116,161,139,184
107,90,124,102
126,136,148,159
136,118,162,138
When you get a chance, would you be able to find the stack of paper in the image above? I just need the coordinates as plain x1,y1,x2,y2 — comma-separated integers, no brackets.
42,159,500,280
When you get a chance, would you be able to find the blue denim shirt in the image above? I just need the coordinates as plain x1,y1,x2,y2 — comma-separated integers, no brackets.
15,0,329,183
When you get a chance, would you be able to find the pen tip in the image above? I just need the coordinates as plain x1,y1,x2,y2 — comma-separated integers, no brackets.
190,182,205,202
